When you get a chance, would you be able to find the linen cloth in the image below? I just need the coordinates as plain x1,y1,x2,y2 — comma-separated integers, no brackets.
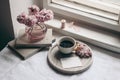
0,43,120,80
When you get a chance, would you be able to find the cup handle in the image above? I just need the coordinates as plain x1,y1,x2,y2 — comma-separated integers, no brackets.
52,39,59,47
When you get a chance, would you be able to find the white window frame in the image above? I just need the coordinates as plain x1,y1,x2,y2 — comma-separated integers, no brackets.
43,0,120,32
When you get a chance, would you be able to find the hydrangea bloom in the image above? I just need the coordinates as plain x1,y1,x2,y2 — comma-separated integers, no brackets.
37,9,54,22
74,43,92,58
17,5,54,27
28,5,40,15
24,15,37,27
17,12,27,24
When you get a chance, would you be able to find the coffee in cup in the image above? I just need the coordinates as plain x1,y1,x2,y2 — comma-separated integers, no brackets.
57,36,76,54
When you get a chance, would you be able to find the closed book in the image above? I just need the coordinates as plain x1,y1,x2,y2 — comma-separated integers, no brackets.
15,29,52,48
8,40,41,60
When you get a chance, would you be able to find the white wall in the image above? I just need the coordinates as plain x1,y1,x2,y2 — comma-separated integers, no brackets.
9,0,43,37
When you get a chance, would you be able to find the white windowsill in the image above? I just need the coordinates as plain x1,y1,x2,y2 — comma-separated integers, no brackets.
43,0,120,33
45,17,120,53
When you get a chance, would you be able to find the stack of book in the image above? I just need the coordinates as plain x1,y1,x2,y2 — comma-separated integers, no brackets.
8,29,52,60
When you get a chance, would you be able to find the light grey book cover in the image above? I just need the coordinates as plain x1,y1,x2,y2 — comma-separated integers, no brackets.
8,40,41,60
15,29,52,48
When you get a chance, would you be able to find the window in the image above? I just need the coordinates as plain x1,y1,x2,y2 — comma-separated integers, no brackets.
43,0,120,32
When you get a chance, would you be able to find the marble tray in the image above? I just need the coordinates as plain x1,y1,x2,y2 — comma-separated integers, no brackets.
47,41,93,74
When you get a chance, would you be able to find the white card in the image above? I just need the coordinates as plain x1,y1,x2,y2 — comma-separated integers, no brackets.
60,56,82,69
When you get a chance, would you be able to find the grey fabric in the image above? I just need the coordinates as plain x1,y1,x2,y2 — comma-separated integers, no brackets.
0,44,120,80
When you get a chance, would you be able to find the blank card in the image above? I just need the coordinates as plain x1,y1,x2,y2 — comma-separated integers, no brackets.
60,56,82,69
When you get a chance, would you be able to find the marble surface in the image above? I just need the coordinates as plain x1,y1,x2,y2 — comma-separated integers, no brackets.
0,33,120,80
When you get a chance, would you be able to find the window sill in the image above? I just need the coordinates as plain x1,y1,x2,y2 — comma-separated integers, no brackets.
45,17,120,53
43,0,120,32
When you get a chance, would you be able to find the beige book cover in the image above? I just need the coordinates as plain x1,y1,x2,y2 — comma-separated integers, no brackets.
8,40,42,60
15,29,52,48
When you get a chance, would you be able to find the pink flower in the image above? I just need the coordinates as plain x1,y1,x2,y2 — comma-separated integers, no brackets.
17,12,27,24
37,9,54,22
28,5,40,15
36,15,45,22
24,15,37,27
45,10,54,20
17,5,54,27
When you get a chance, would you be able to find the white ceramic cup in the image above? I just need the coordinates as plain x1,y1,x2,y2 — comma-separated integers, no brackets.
57,36,76,54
